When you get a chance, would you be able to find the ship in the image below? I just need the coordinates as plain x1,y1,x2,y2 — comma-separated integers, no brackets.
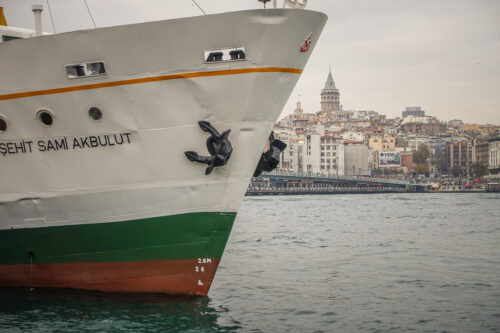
0,2,327,295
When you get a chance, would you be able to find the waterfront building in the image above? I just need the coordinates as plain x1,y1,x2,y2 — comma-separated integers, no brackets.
480,124,500,136
428,136,450,153
333,110,353,121
445,140,473,173
368,134,396,169
400,152,413,173
292,117,309,132
448,119,464,128
402,106,425,118
383,126,398,134
395,144,411,154
401,115,434,125
460,123,482,136
472,136,490,167
320,135,337,173
271,68,497,180
488,135,500,175
303,133,321,173
401,121,446,136
460,123,500,137
283,140,301,173
336,119,372,129
404,134,431,152
341,130,365,143
336,142,370,176
273,125,300,172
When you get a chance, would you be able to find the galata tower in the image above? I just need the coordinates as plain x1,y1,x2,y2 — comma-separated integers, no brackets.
320,67,340,115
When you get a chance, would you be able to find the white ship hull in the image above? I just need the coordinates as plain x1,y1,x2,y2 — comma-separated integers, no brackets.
0,9,327,295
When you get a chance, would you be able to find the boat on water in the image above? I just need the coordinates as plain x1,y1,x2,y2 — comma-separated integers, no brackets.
0,1,327,295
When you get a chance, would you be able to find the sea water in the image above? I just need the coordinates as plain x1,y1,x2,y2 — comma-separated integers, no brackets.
1,193,499,332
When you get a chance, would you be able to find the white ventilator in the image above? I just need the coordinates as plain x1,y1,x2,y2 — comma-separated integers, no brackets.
32,4,43,36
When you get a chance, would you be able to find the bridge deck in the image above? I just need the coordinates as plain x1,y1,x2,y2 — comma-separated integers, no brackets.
248,171,426,195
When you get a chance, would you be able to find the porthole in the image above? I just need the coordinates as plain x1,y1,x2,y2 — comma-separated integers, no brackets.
0,116,6,132
37,110,54,127
88,107,103,121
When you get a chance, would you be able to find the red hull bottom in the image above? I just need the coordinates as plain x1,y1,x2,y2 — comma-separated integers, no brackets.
0,258,220,296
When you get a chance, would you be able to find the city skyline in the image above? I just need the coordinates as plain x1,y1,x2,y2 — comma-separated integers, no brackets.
2,0,499,124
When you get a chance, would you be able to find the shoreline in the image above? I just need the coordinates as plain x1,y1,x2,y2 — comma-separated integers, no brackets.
246,189,493,196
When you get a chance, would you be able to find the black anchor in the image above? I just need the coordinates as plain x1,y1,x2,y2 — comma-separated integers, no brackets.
185,121,233,175
253,131,287,177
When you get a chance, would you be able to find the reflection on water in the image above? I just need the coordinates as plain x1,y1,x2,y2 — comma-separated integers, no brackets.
1,193,499,332
0,288,238,333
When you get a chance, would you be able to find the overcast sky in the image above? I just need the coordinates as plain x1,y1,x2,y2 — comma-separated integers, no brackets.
2,0,499,124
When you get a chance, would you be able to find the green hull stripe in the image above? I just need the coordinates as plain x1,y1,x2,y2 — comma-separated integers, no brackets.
0,212,236,265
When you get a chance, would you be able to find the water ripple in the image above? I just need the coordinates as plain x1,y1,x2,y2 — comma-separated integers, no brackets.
1,193,499,332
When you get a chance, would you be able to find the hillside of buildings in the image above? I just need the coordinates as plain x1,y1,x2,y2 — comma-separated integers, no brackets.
273,70,500,184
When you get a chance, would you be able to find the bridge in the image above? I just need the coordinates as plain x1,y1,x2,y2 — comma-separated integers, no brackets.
247,171,426,195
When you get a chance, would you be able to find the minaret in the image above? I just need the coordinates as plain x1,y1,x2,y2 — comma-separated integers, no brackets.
320,66,340,116
293,96,304,119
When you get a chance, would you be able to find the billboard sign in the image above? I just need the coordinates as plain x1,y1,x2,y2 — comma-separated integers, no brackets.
379,151,401,168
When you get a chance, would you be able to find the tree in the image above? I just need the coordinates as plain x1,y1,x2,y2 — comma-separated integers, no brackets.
414,163,429,175
432,150,448,174
450,165,463,177
413,144,430,164
471,162,488,178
